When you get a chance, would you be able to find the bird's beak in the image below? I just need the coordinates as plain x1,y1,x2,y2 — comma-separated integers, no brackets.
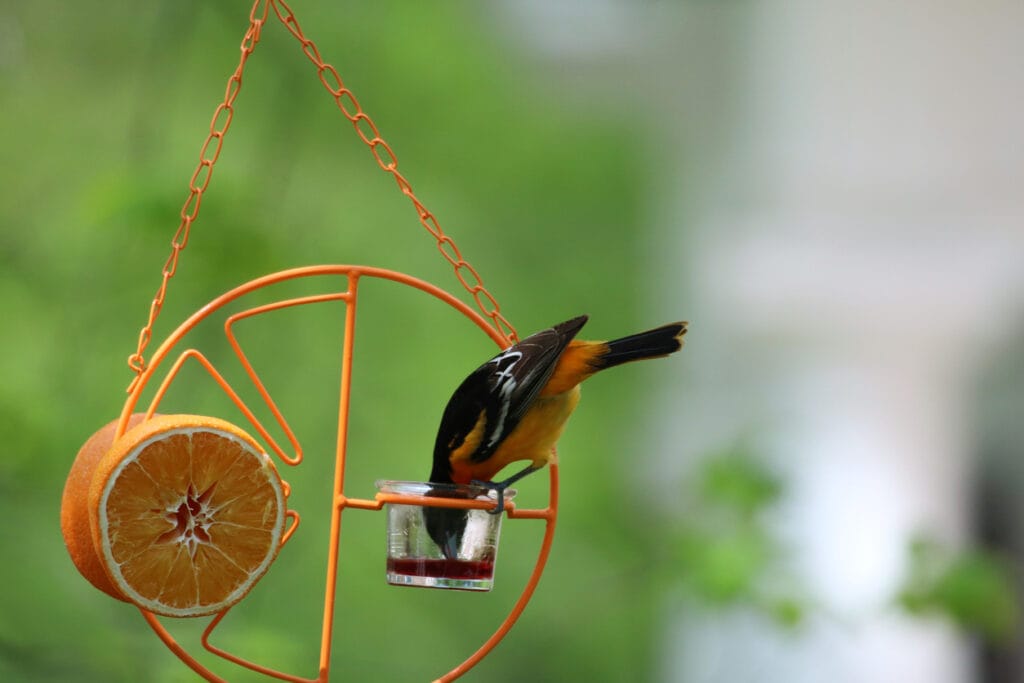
440,531,461,560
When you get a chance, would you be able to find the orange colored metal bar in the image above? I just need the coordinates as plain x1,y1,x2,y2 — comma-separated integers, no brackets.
436,463,558,683
224,291,352,466
317,271,359,679
141,610,231,683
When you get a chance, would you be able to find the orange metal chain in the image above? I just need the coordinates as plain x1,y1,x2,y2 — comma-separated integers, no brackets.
127,0,518,391
268,0,519,345
126,2,268,389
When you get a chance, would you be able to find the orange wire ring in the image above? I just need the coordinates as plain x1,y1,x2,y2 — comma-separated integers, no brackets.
116,266,557,682
103,1,558,681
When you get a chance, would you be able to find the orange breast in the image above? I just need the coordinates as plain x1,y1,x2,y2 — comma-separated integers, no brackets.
450,386,582,484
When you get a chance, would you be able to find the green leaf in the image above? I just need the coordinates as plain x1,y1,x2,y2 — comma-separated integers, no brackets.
898,540,1019,644
698,450,782,518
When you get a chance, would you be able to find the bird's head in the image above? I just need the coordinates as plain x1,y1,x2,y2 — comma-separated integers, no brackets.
423,503,469,560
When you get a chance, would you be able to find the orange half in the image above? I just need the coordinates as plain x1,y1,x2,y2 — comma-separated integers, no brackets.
88,414,286,617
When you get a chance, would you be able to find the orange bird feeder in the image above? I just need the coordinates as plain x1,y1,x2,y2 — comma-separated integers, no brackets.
59,2,558,681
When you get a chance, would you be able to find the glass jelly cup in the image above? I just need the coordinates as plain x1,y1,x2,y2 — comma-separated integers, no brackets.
376,480,515,591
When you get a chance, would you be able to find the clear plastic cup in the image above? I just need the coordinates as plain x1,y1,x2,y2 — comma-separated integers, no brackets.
375,480,515,591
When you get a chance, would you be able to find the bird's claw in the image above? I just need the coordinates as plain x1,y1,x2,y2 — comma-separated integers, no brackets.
471,479,508,516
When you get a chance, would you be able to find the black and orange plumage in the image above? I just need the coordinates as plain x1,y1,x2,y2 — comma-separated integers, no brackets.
425,315,687,557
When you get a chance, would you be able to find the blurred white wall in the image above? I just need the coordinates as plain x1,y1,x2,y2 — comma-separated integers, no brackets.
495,1,1024,681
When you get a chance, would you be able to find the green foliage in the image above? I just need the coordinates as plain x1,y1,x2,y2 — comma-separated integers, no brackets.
898,537,1020,645
698,449,783,519
679,526,771,603
670,448,806,629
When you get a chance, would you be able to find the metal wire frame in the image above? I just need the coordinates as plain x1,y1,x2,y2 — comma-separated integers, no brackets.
110,265,558,682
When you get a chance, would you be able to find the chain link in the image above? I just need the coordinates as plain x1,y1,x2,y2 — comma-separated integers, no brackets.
128,0,518,389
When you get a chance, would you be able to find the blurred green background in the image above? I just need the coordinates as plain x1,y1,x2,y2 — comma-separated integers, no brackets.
3,1,1022,682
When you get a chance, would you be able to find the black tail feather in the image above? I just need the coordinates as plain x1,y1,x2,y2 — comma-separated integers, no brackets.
595,321,687,370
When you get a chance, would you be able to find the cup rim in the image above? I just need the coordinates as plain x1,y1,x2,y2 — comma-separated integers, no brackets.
374,479,516,500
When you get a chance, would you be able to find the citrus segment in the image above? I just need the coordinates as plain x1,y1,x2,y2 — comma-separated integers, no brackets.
88,414,286,617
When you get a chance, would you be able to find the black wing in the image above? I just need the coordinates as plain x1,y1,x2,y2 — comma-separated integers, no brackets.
430,315,588,480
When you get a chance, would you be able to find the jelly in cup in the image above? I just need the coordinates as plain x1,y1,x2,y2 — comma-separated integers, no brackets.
376,480,515,591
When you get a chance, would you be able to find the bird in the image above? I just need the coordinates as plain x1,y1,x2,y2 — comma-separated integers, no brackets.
424,314,687,558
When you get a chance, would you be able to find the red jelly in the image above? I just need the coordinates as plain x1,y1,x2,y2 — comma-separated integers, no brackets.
386,557,496,590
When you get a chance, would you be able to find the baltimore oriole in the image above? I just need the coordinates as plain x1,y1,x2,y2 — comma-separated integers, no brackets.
425,314,687,557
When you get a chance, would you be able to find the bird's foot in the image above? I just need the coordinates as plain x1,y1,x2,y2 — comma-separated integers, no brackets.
472,465,540,515
471,479,510,515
